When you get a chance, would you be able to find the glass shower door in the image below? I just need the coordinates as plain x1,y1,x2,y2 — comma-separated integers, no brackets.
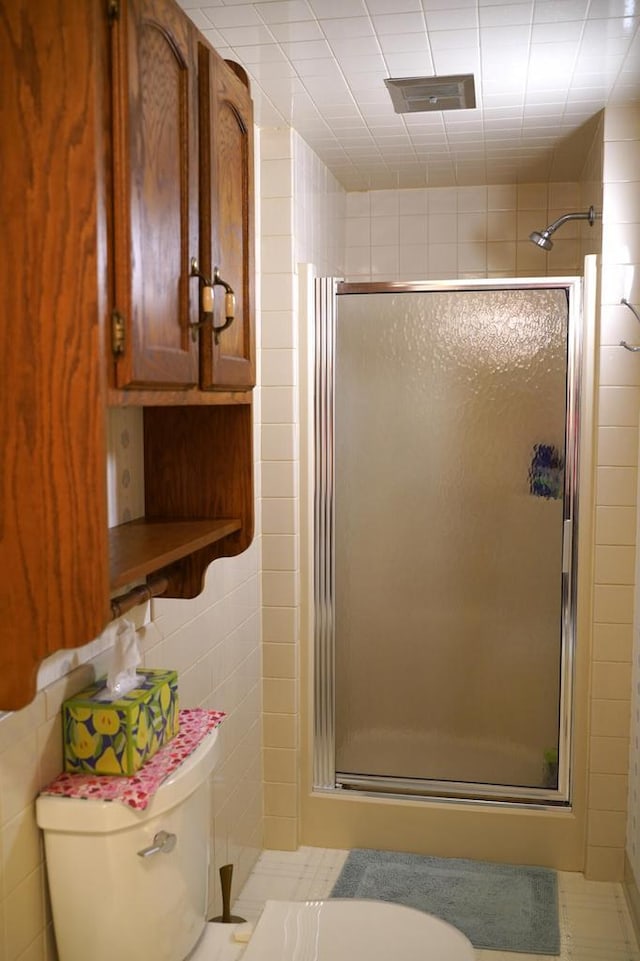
326,284,575,798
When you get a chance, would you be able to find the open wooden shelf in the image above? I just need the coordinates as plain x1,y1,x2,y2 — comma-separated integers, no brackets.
109,517,242,589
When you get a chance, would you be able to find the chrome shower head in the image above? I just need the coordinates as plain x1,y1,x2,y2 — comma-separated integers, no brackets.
529,230,554,251
529,205,600,251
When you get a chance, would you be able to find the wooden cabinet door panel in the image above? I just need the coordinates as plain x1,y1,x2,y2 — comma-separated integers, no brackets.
111,0,198,389
199,51,255,390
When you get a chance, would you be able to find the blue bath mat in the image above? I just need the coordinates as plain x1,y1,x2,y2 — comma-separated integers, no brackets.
330,848,560,955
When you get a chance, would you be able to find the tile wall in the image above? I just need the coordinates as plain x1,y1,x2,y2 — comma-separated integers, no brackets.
344,180,588,283
595,105,640,892
259,127,345,851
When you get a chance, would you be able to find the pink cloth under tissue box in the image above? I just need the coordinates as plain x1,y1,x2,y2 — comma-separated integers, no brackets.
62,669,179,776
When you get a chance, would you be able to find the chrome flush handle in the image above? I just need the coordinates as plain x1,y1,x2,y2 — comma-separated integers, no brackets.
137,830,177,858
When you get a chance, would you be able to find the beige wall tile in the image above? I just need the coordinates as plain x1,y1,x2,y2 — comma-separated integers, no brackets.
589,773,629,811
5,869,44,961
263,816,298,851
597,427,639,468
590,735,630,774
604,104,640,141
598,387,640,426
599,348,640,388
261,461,298,499
1,809,42,900
591,698,632,737
593,584,634,623
261,310,296,349
262,606,298,644
261,425,298,461
594,545,636,584
595,506,637,545
591,661,632,700
263,747,297,783
262,571,299,607
596,467,638,507
585,845,625,881
263,643,297,679
603,140,640,183
263,678,297,714
588,810,628,848
262,499,297,536
262,535,298,572
264,782,298,818
263,713,298,749
592,623,634,661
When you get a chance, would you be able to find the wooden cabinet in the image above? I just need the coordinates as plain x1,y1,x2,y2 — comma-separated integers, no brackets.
0,0,256,710
109,3,255,394
110,0,199,390
198,50,256,390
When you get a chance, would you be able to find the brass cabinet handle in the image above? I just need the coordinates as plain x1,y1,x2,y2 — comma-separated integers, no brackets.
189,258,236,344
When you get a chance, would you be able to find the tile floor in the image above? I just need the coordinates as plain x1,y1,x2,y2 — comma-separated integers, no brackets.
231,846,640,961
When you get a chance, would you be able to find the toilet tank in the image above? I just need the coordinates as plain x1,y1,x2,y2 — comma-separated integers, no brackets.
36,727,221,961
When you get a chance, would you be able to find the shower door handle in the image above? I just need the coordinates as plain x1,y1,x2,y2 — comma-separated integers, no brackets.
562,519,573,574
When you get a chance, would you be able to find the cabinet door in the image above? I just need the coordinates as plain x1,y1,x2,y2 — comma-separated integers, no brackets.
110,0,199,389
198,50,256,390
0,0,111,709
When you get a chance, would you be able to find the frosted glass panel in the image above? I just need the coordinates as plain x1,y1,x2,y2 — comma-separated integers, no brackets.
334,289,568,789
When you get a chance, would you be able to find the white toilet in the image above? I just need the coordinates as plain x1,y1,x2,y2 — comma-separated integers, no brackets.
36,729,474,961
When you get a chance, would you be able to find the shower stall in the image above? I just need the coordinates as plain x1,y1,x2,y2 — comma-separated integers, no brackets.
313,277,583,806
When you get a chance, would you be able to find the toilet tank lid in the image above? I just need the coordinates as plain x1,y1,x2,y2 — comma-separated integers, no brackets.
35,727,220,833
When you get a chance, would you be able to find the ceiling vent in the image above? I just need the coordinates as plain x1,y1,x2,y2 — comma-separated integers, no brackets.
384,74,476,113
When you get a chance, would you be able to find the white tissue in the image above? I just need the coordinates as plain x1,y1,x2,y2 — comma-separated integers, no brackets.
96,619,143,700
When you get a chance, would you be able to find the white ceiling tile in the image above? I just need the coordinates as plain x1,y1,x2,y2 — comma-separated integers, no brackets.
269,21,325,42
384,52,437,74
185,9,216,29
372,12,427,34
248,60,298,80
479,3,533,27
293,57,345,78
320,17,376,39
339,54,387,74
588,0,640,15
428,28,478,50
426,7,479,29
327,35,382,58
308,0,368,15
227,43,289,64
533,0,590,22
203,5,261,27
365,0,422,12
256,0,315,22
531,19,584,41
200,28,227,48
217,24,277,45
479,24,531,47
431,49,481,74
378,32,431,54
423,0,476,8
283,38,333,59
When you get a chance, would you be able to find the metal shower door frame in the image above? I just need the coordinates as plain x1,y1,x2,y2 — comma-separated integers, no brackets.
313,276,583,807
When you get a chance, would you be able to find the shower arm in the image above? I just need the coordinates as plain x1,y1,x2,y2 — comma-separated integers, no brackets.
542,205,598,239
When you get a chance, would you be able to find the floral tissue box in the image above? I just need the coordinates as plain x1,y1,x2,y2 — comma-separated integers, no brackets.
62,669,179,776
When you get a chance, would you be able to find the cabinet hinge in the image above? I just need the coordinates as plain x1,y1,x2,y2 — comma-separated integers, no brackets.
111,310,126,356
107,0,120,22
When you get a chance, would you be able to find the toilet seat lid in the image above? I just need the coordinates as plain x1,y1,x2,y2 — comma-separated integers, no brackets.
239,899,475,961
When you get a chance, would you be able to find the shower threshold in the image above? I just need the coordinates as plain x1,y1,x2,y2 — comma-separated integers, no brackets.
334,773,570,808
